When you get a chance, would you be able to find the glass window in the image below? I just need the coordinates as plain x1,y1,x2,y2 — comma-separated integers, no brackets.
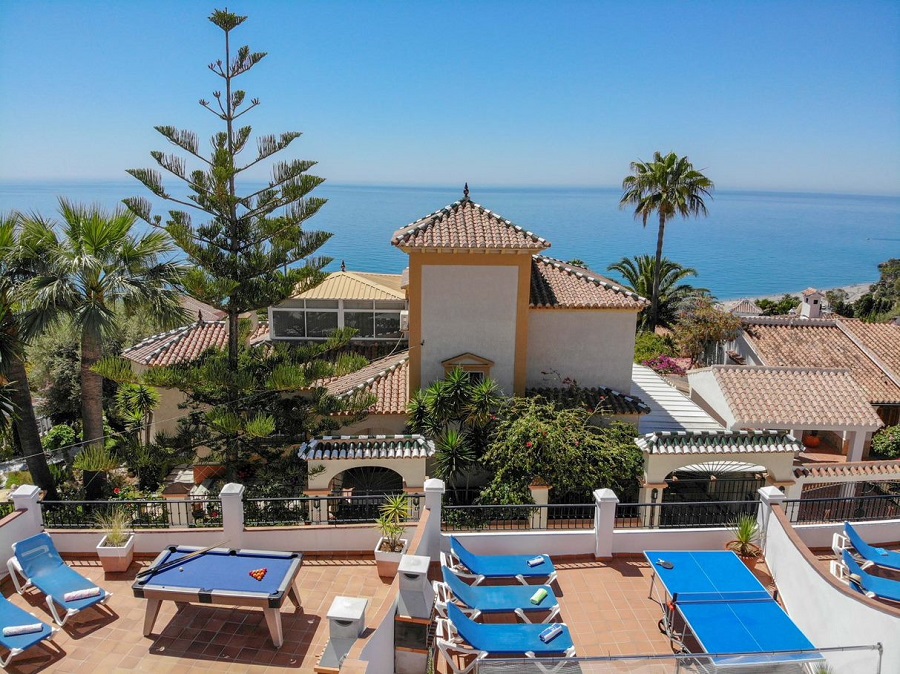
272,310,305,338
375,301,406,311
343,300,374,310
374,311,402,339
345,311,375,338
306,311,338,337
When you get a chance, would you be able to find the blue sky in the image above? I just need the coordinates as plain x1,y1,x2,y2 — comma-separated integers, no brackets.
1,1,898,194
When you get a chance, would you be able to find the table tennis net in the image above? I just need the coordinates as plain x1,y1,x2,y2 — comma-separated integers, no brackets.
671,590,773,605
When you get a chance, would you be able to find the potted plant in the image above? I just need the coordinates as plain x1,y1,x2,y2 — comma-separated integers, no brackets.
95,508,135,574
725,513,762,570
374,493,411,578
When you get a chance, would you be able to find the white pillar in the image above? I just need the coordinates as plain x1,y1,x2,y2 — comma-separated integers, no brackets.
593,488,619,559
847,431,866,463
11,485,43,535
528,481,550,530
757,486,786,551
219,482,245,549
422,478,445,560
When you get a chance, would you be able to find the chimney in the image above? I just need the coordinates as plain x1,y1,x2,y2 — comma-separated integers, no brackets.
800,288,824,319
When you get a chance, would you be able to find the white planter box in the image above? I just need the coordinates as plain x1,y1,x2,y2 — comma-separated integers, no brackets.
96,533,135,574
374,537,409,578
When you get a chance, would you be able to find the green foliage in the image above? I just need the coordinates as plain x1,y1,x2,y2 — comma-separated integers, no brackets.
755,294,799,316
871,425,900,460
481,398,643,504
608,255,708,329
94,508,132,547
620,152,714,330
4,470,33,488
727,514,761,558
376,493,411,552
633,330,675,364
42,424,77,452
73,445,119,472
674,297,741,366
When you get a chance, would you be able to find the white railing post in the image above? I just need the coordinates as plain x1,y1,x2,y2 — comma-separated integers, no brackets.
528,480,550,529
593,488,619,559
219,483,245,549
422,478,445,560
757,486,786,552
11,485,43,536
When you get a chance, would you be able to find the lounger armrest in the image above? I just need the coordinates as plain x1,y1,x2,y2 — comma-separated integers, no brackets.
832,532,850,558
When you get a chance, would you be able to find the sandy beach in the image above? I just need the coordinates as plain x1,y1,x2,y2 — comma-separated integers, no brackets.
720,282,873,311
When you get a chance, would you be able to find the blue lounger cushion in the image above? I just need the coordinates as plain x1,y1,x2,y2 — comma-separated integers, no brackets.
843,550,900,602
450,537,557,584
440,567,559,622
844,522,900,572
0,595,54,666
446,603,574,656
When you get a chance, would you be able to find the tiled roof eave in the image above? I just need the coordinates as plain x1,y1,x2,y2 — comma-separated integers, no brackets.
396,245,547,254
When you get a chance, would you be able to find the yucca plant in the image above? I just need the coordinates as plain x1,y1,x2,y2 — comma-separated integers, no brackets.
727,514,761,558
376,494,411,553
73,445,119,472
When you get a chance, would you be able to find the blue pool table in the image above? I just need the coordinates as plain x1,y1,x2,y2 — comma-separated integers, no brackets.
132,545,303,647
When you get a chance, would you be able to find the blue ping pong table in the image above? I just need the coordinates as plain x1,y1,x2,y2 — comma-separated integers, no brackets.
644,551,821,668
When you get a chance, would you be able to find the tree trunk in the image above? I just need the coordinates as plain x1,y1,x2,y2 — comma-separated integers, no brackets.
80,327,105,451
650,213,667,331
6,354,59,499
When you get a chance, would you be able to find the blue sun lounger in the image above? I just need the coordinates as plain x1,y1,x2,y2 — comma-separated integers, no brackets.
835,549,900,603
436,602,575,674
435,566,560,623
832,522,900,573
8,533,111,626
0,594,57,668
443,537,558,586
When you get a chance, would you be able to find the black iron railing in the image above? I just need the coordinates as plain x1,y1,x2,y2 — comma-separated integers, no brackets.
41,499,223,529
615,500,759,529
441,503,594,531
244,493,424,527
0,502,14,518
783,493,900,524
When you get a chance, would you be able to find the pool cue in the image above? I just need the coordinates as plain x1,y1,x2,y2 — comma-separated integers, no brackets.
136,539,230,578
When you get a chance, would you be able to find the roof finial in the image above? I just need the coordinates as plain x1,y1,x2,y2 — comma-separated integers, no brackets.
341,260,346,272
463,183,470,200
197,309,203,323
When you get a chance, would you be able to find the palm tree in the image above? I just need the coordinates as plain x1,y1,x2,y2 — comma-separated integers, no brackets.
17,199,186,453
607,255,707,329
620,152,714,331
0,214,59,497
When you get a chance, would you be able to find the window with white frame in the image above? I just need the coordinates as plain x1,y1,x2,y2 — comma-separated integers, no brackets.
270,299,405,340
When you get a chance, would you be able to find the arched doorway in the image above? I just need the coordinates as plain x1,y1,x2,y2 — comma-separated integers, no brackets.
327,466,405,523
659,461,765,527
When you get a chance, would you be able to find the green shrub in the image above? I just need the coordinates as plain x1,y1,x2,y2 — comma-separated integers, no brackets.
871,425,900,460
5,471,33,489
634,331,675,364
42,424,77,452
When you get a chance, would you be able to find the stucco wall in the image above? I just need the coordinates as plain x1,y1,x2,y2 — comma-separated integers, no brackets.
526,309,637,392
420,265,519,393
686,369,737,428
643,450,797,484
150,386,190,439
307,458,428,491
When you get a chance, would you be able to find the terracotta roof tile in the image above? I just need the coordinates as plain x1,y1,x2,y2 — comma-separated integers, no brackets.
298,434,434,460
527,386,650,416
391,198,550,251
530,257,649,310
703,365,884,429
122,321,270,367
729,299,762,316
326,352,409,415
793,460,900,480
742,318,900,404
837,319,900,387
636,429,801,455
180,295,226,322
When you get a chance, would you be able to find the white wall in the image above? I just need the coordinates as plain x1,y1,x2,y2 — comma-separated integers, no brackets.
764,510,899,674
792,519,900,550
527,310,637,393
612,527,734,555
443,530,596,557
356,596,397,674
0,512,39,578
686,369,738,428
420,265,519,393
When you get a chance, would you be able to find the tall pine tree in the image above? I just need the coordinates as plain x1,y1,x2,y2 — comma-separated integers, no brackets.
125,9,371,477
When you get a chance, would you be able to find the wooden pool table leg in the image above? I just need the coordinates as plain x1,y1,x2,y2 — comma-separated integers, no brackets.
263,607,284,648
143,598,162,636
287,582,302,610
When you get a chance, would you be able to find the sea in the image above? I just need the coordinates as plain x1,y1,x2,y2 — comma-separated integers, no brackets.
1,180,898,301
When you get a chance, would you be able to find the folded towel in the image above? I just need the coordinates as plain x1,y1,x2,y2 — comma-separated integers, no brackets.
539,623,563,644
3,623,44,637
64,587,101,602
530,588,549,605
526,556,545,568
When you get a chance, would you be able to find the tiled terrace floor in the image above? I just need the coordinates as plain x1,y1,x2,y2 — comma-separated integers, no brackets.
1,554,393,674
